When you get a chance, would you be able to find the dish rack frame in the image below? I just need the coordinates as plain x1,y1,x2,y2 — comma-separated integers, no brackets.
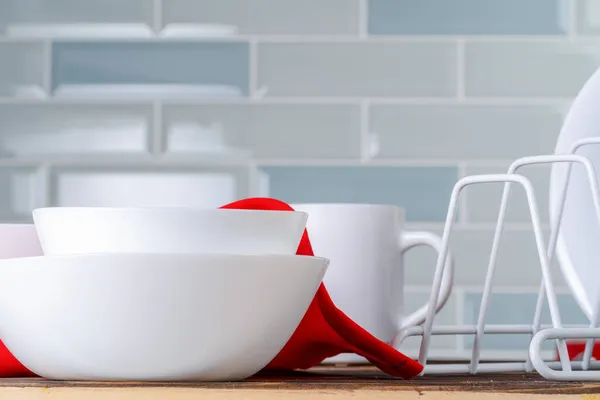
393,138,600,381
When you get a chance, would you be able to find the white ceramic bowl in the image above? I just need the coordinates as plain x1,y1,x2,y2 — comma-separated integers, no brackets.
0,253,328,381
0,224,42,259
32,207,308,256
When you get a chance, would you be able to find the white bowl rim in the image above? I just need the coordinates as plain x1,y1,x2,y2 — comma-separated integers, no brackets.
33,206,306,214
0,252,329,266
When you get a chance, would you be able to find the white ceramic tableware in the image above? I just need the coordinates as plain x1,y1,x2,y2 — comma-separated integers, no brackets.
32,207,308,256
0,253,328,381
551,67,600,319
0,224,42,259
292,203,454,364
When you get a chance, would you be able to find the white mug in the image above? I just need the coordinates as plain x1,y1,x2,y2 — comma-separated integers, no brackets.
291,203,453,364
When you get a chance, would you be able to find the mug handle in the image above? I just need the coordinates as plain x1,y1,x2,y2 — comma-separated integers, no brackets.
398,231,454,328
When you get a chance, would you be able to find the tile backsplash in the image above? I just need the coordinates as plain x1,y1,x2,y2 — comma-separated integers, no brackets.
52,42,250,93
0,0,597,357
368,0,569,35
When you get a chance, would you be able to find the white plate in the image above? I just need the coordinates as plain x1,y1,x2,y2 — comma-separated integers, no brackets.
53,84,244,100
33,207,308,256
5,23,154,38
550,67,600,320
0,253,328,381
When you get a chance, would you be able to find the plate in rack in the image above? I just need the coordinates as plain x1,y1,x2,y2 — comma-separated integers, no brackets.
550,66,600,321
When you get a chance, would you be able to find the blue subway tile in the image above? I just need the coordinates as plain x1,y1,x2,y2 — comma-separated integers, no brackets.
369,0,568,35
463,292,588,351
52,42,249,94
2,0,153,26
163,0,360,35
465,42,598,98
260,166,457,222
258,42,456,97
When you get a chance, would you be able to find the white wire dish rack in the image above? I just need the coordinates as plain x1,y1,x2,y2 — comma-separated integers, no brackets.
392,138,600,381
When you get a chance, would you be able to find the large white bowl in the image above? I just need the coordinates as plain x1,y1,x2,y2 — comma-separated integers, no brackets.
551,67,600,319
0,253,328,381
0,224,42,259
32,207,307,256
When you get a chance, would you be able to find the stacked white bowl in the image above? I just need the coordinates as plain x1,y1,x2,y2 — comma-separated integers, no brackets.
0,207,329,381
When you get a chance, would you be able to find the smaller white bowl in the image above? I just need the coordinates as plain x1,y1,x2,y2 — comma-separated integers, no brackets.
32,207,307,256
0,253,328,381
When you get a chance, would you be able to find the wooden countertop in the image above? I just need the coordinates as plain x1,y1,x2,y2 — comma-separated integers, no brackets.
0,366,599,399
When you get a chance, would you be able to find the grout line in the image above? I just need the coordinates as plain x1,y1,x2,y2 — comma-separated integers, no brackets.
458,162,468,223
0,157,540,169
37,164,53,207
0,157,252,168
34,165,51,208
456,39,466,100
42,39,53,95
359,100,370,161
0,96,574,107
153,0,163,32
256,158,528,166
3,34,597,44
246,164,259,198
249,38,258,97
252,34,593,44
0,156,557,181
243,163,257,198
568,0,578,39
257,158,462,167
0,157,452,168
151,100,163,156
358,0,368,38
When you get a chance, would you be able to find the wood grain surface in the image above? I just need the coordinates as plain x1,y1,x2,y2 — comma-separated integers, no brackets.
0,366,599,399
